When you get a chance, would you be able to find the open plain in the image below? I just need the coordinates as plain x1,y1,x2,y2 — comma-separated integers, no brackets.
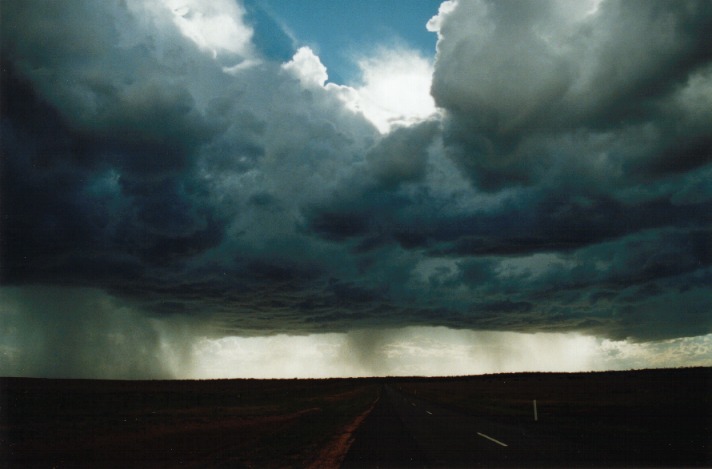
2,368,710,467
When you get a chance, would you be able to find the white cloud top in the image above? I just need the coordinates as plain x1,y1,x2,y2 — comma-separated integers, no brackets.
164,0,253,59
349,49,438,133
282,45,437,133
282,46,329,87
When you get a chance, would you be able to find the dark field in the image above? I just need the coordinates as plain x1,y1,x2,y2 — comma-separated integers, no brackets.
1,368,711,468
394,367,712,467
1,378,379,468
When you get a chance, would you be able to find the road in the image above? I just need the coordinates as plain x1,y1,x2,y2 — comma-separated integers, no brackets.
342,385,554,468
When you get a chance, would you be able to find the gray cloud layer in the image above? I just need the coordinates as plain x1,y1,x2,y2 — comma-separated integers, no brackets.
1,0,710,367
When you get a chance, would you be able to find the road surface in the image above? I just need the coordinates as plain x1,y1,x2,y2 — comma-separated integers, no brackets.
342,385,553,468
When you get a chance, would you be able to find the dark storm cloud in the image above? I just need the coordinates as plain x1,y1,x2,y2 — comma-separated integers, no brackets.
367,120,440,188
1,0,711,378
0,64,224,283
431,0,712,190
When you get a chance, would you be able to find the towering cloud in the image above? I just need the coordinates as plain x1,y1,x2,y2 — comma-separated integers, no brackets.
1,0,710,377
430,0,712,190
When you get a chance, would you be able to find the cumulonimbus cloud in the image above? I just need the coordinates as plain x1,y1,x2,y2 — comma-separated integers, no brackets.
1,0,710,379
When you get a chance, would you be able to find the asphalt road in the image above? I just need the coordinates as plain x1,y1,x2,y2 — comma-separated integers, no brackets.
342,385,554,468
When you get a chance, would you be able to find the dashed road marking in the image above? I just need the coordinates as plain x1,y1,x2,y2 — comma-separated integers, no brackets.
426,411,433,415
477,432,508,447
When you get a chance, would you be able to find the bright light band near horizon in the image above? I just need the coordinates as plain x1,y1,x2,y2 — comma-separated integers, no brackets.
187,328,712,380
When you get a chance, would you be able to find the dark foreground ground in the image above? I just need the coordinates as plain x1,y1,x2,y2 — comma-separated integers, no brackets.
345,368,712,468
1,368,711,468
1,378,379,468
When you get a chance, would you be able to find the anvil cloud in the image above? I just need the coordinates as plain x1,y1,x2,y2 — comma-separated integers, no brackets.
1,0,711,378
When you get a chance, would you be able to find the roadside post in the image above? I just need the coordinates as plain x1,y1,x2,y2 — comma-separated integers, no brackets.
533,399,538,421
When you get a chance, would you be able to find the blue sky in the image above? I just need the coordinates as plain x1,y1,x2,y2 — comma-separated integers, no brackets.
247,0,442,84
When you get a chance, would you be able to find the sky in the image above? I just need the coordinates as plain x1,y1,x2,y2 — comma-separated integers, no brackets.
1,0,711,379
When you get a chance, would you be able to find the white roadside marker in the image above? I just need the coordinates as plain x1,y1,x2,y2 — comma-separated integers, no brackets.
477,432,508,447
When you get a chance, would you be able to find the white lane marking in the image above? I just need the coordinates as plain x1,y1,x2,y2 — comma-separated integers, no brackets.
477,432,508,447
411,402,416,407
426,410,432,415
